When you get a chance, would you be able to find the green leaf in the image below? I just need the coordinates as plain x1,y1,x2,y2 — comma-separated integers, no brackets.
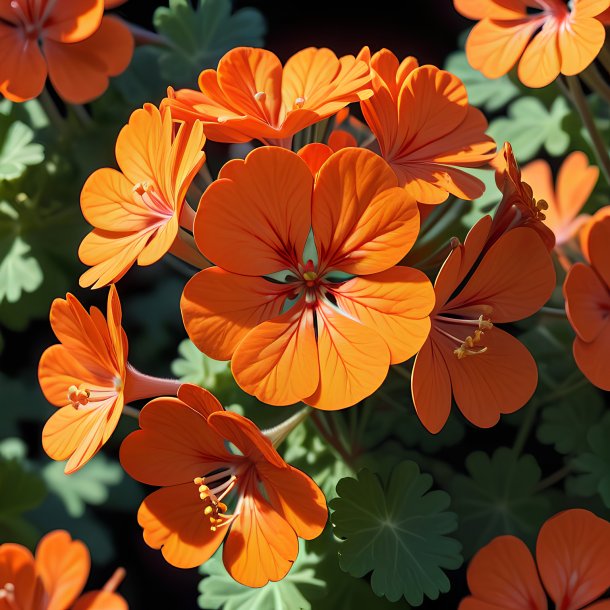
568,412,610,507
489,96,571,161
330,461,462,606
171,338,229,388
0,438,27,461
198,541,326,610
450,448,551,558
154,0,266,87
42,454,123,518
0,458,47,518
459,166,502,228
444,51,519,112
0,235,43,304
0,120,44,180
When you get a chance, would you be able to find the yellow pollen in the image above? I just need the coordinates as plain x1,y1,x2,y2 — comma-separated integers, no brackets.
67,385,90,407
303,271,317,281
204,506,213,515
193,474,233,532
254,91,266,102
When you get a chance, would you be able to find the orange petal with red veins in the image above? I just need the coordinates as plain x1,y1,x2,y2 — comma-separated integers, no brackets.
36,531,90,610
42,0,103,43
257,462,328,540
72,591,128,610
0,24,47,102
559,12,606,77
119,396,231,487
460,535,547,610
332,266,434,364
313,148,418,274
573,323,610,390
411,335,453,434
196,147,313,275
181,268,288,361
138,484,226,569
518,20,561,88
177,383,224,418
0,544,44,610
305,301,390,410
454,0,529,20
223,487,298,587
537,509,610,610
231,306,319,406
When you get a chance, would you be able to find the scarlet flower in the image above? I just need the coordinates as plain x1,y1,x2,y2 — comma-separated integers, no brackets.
459,509,610,610
454,0,610,88
38,285,180,473
490,143,556,250
0,0,134,103
162,46,372,147
0,530,126,609
522,152,599,247
119,384,328,586
411,214,555,433
360,48,496,205
564,215,610,390
181,146,434,410
79,103,207,289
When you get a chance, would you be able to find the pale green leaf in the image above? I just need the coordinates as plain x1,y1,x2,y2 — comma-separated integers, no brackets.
0,121,44,180
171,338,229,387
0,236,43,304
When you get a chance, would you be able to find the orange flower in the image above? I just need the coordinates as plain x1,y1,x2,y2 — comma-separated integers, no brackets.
79,103,207,289
0,0,133,103
0,530,126,609
360,49,496,205
38,285,181,473
162,46,372,147
459,509,610,610
181,146,434,410
564,215,610,390
411,214,555,432
454,0,610,88
119,384,327,586
490,143,556,250
522,152,599,246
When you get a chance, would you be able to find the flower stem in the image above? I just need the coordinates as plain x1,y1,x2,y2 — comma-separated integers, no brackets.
102,567,126,593
70,104,93,128
263,407,311,448
311,411,354,466
122,405,140,419
199,164,215,188
124,365,182,402
127,23,168,46
581,64,610,106
539,306,566,318
169,229,212,269
535,464,572,492
39,88,64,131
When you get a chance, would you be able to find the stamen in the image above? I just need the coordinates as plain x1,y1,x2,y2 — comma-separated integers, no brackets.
454,329,488,359
254,91,266,102
303,271,317,281
534,198,548,220
193,469,237,532
294,97,306,108
68,385,90,407
10,1,34,33
0,583,16,603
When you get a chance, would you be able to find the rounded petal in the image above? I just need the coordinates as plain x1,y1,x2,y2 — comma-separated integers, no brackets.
558,13,606,76
411,337,453,434
305,301,390,410
119,396,231,487
518,20,561,88
231,306,320,406
313,148,419,274
223,488,298,587
297,142,334,175
0,544,44,610
462,535,547,610
332,266,434,363
537,509,610,610
181,268,288,361
521,159,560,236
137,484,226,569
586,215,610,289
42,0,103,43
72,591,128,610
0,24,47,102
454,0,530,20
196,147,313,275
573,322,610,391
35,530,90,610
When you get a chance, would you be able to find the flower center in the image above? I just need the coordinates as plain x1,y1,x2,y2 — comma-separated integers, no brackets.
68,384,90,407
132,182,173,219
0,583,17,608
193,467,238,532
435,314,494,359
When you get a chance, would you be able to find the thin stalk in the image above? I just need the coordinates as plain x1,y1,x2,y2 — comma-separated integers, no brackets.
539,306,567,318
263,407,310,449
199,164,215,188
122,405,140,419
311,412,354,466
39,88,64,130
102,567,126,593
535,464,572,492
598,46,610,77
70,104,93,128
127,23,168,47
581,65,610,105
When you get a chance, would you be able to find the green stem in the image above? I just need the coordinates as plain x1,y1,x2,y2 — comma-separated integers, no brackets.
127,23,168,47
311,411,354,466
38,88,64,131
539,306,567,318
512,399,541,456
122,405,140,419
70,104,93,128
581,65,610,105
263,407,310,449
535,464,572,492
598,46,610,77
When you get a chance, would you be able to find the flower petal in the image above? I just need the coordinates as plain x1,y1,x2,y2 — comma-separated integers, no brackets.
558,12,606,77
573,322,610,390
537,509,610,610
586,216,610,289
454,0,530,20
231,305,320,406
137,484,226,569
332,266,434,363
42,0,103,43
72,591,128,610
518,19,561,88
0,544,44,610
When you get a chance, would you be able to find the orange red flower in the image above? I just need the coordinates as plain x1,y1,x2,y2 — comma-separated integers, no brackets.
522,152,599,247
0,0,134,103
564,215,610,390
459,509,610,610
454,0,610,88
181,146,434,410
79,103,207,289
0,530,126,610
38,285,180,473
162,46,372,147
119,384,327,586
360,49,496,205
411,214,555,433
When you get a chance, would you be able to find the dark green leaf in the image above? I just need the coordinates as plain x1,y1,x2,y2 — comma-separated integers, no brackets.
0,458,46,518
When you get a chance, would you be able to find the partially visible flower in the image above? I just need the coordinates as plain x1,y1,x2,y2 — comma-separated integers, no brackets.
564,215,610,390
0,530,126,609
459,509,610,610
454,0,610,88
162,46,372,147
79,103,207,289
0,0,134,103
120,384,327,586
38,285,181,473
521,152,599,247
490,142,556,250
360,48,496,205
412,214,555,432
579,205,610,260
181,146,434,410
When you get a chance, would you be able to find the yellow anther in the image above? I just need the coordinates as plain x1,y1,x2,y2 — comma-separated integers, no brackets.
199,485,208,492
536,198,549,211
454,330,487,359
204,506,213,516
210,526,217,532
218,502,228,513
303,271,317,281
194,477,203,485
